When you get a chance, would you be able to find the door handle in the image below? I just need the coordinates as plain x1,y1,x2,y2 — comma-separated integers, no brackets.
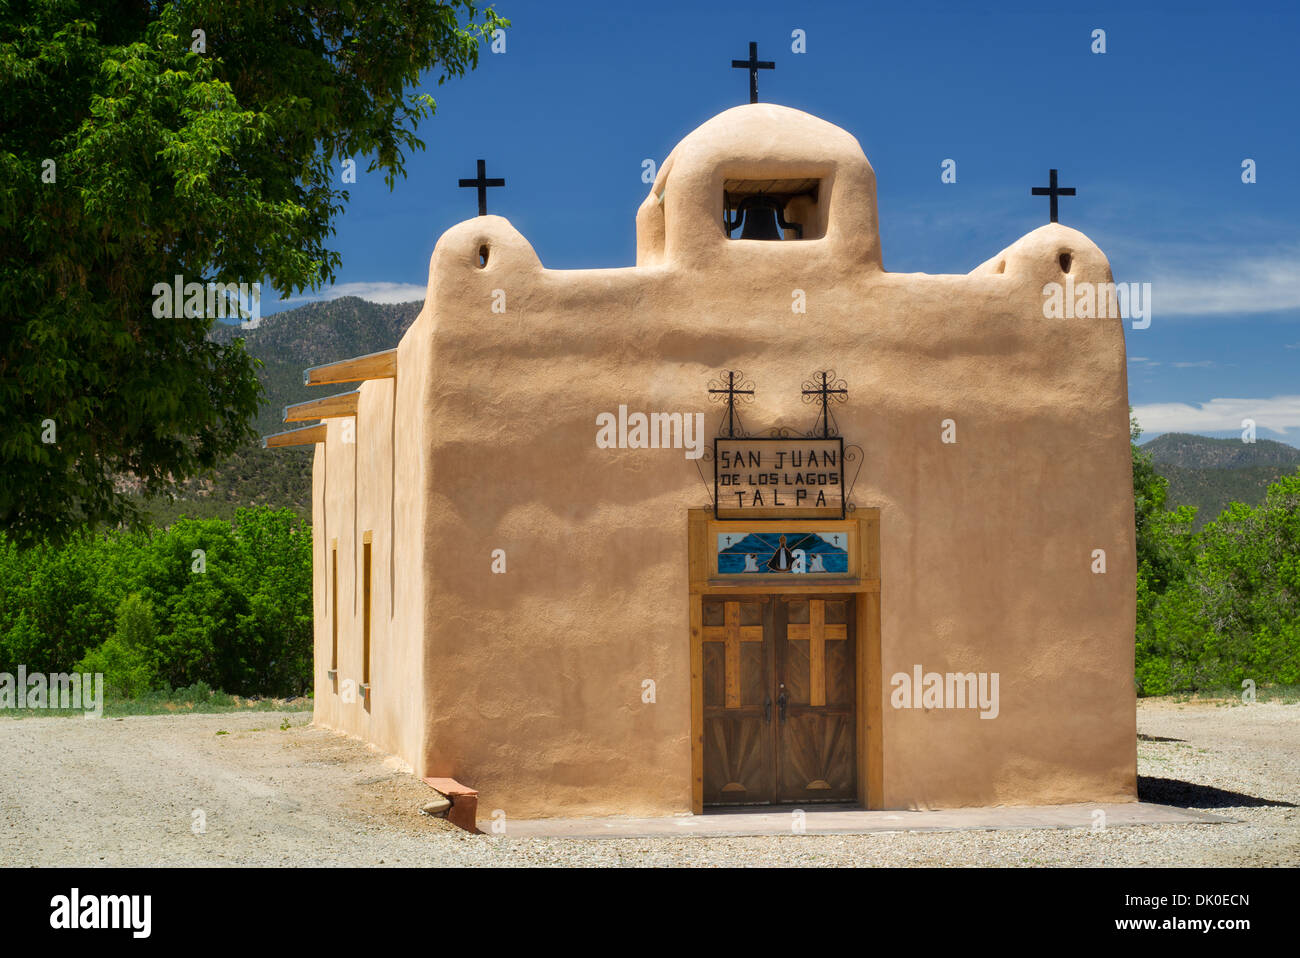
777,685,788,723
763,694,772,723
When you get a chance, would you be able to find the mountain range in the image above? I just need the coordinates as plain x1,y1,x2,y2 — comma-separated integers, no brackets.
1141,432,1300,529
138,297,422,524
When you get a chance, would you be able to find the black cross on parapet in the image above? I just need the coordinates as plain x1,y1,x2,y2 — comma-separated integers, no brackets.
731,41,774,104
458,159,505,216
708,369,755,438
802,371,848,439
1031,168,1076,224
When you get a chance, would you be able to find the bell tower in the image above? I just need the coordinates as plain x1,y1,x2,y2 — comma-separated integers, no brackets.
634,104,882,271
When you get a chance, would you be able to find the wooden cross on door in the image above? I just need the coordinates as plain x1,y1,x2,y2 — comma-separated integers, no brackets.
787,599,847,707
703,601,764,709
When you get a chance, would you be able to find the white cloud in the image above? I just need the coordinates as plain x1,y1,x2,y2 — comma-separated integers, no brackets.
1170,361,1215,368
1140,250,1300,316
280,281,426,307
1134,395,1300,436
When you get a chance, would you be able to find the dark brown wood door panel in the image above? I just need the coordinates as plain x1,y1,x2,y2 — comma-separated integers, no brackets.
702,597,772,805
777,597,856,804
703,594,857,807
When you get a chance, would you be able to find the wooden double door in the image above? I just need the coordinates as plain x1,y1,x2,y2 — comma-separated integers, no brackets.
702,595,856,806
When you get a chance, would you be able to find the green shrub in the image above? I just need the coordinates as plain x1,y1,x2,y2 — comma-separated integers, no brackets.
1136,470,1300,694
1,506,313,698
76,593,162,697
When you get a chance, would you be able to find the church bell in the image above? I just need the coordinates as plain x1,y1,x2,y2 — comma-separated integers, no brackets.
737,197,785,240
727,194,802,241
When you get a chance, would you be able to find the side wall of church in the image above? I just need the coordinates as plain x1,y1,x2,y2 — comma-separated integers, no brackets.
312,361,426,771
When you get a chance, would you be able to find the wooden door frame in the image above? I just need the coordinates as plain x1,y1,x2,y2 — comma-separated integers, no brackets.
688,508,882,813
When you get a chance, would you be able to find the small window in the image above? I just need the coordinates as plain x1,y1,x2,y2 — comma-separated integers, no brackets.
724,178,822,241
362,538,372,689
330,542,339,675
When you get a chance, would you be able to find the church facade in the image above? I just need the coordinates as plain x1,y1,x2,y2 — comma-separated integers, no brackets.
266,103,1137,820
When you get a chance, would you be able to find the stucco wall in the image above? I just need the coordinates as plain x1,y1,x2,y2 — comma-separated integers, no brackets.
316,103,1136,818
312,369,426,769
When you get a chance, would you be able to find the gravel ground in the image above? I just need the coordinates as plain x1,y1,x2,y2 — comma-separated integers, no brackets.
0,698,1295,867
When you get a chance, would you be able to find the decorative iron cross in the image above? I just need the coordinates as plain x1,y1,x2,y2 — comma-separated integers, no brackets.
802,370,848,438
458,159,505,216
708,370,755,438
731,41,774,104
1031,168,1076,224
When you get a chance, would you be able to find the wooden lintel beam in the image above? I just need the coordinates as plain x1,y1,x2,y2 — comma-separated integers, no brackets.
303,348,397,387
262,423,328,449
283,389,359,423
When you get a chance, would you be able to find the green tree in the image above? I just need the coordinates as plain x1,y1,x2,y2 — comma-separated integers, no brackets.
1136,470,1300,694
1131,411,1196,592
0,530,116,672
230,507,313,695
77,592,162,697
0,1,506,545
0,506,316,695
1131,412,1199,694
1186,472,1300,687
147,516,245,688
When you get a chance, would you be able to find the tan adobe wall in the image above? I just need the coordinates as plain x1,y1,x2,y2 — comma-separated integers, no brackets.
314,104,1136,818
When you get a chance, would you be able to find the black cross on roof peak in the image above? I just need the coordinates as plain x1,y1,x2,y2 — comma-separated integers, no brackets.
731,41,774,104
1031,168,1076,224
458,158,505,216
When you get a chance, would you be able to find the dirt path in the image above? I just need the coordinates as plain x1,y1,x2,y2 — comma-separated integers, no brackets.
0,700,1295,866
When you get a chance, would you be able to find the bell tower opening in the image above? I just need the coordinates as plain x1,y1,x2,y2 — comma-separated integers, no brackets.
724,177,823,241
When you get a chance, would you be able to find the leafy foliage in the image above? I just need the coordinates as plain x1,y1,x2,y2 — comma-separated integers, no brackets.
77,593,162,697
0,1,505,545
0,507,313,696
1133,414,1300,694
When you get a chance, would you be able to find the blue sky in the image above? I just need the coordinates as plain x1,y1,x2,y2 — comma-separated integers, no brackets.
266,0,1300,445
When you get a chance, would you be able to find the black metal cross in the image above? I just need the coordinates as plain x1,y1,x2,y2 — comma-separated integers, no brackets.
731,41,774,104
802,371,848,439
458,159,505,216
1031,168,1076,224
708,370,755,438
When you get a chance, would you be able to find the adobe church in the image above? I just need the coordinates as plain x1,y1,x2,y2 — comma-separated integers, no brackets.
266,99,1137,820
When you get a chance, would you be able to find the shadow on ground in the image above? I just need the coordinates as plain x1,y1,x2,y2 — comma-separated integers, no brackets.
1138,776,1296,809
